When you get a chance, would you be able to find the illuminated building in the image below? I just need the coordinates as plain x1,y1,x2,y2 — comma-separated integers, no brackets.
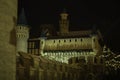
27,10,103,64
16,9,116,80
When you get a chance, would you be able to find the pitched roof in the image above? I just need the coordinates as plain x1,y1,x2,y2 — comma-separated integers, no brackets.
17,8,28,25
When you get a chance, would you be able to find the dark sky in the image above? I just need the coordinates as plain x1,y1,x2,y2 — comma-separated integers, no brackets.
18,0,120,53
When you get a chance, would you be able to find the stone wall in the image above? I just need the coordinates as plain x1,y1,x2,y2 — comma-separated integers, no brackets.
0,0,17,79
17,52,105,80
44,37,93,50
16,52,81,80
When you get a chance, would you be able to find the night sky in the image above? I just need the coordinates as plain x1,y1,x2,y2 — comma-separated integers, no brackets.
18,0,120,53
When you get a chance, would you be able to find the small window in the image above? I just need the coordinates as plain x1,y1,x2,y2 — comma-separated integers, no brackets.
69,39,71,42
75,39,77,42
54,40,55,43
41,41,43,44
81,39,83,42
64,40,66,42
59,40,60,43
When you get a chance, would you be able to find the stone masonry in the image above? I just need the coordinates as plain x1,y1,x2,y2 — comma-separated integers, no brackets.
0,0,17,79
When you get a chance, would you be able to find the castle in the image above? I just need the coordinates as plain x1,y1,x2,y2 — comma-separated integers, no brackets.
16,9,108,80
0,0,118,79
16,9,103,64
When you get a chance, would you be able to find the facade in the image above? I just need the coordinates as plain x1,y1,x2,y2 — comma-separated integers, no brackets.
16,9,106,80
27,11,103,64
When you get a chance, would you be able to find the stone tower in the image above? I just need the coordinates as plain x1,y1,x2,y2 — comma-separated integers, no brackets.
59,9,69,34
0,0,17,80
16,8,29,53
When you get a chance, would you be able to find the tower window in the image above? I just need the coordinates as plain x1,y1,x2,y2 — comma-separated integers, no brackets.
81,39,83,42
75,39,77,42
64,40,66,42
53,40,55,43
59,40,60,43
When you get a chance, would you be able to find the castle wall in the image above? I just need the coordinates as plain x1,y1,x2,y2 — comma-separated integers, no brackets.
27,34,102,64
43,51,95,63
36,36,101,63
44,37,92,50
16,52,105,80
0,0,17,79
17,53,81,80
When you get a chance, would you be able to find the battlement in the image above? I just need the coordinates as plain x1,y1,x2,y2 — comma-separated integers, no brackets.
16,25,29,38
16,25,29,32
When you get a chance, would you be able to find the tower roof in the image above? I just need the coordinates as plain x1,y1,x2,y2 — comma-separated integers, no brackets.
60,9,68,20
17,8,28,25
